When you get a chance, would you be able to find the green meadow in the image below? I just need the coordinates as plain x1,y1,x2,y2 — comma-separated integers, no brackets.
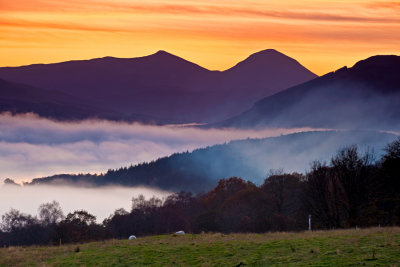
1,227,399,266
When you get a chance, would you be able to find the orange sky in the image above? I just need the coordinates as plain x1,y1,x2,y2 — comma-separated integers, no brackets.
0,0,399,75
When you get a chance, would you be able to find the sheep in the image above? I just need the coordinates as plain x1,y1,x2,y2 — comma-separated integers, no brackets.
128,235,136,240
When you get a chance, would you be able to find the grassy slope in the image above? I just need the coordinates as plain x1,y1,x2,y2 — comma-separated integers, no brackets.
1,227,399,266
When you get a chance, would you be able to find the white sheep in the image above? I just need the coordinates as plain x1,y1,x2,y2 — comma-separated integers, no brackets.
128,235,136,240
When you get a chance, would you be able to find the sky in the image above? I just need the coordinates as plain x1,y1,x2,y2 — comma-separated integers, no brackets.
0,0,399,75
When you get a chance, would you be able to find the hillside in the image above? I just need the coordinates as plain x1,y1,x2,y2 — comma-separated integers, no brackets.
0,50,316,123
26,130,397,192
0,78,157,122
0,78,102,120
1,228,399,266
218,55,400,131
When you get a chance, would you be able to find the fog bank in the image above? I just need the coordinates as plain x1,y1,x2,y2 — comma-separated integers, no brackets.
0,113,325,182
0,184,171,222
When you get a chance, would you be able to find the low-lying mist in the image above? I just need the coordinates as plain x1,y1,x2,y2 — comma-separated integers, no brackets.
0,184,170,222
0,112,325,182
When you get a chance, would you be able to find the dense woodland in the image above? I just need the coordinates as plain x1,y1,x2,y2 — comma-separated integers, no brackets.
1,138,399,246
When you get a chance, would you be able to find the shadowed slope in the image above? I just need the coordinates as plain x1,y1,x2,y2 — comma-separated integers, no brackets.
26,130,396,193
0,50,317,123
0,78,160,122
219,55,400,131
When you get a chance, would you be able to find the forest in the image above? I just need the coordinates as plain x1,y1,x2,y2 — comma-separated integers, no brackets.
1,137,399,246
26,130,396,193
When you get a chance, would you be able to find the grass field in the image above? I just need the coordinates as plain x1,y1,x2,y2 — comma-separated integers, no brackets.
1,227,399,266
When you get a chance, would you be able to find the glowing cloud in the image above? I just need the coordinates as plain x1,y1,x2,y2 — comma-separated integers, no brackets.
0,0,399,75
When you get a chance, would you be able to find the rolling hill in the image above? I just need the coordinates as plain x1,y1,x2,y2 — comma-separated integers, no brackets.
0,49,316,123
26,130,397,193
218,55,400,131
0,78,100,120
0,78,159,122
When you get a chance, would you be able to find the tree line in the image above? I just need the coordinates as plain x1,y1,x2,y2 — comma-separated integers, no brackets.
1,138,399,246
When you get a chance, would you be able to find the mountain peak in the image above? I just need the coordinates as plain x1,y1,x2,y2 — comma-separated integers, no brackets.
225,49,317,79
151,50,176,58
226,49,304,71
248,49,285,58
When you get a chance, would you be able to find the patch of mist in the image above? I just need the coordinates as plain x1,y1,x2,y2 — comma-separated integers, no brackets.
0,184,171,222
0,112,328,182
185,130,397,185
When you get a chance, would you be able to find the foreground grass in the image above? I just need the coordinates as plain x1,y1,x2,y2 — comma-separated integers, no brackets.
1,227,400,266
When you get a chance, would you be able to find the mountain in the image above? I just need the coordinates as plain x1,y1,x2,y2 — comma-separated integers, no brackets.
218,55,400,131
0,50,317,123
0,78,99,120
0,78,158,122
25,130,397,193
222,49,317,93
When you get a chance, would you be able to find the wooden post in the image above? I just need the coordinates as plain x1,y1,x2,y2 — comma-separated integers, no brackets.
308,214,312,231
59,238,62,247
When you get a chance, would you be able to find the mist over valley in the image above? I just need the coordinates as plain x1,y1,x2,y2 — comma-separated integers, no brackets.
1,50,399,246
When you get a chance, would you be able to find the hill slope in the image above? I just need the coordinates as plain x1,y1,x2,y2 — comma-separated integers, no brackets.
0,50,316,123
0,78,157,122
0,78,101,120
26,130,397,192
219,55,400,130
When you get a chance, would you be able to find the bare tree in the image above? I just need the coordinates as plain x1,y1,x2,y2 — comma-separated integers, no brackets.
1,208,38,232
38,201,64,225
64,210,96,226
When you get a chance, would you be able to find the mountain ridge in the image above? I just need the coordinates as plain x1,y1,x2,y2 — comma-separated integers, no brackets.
0,49,317,123
217,55,400,131
0,78,167,123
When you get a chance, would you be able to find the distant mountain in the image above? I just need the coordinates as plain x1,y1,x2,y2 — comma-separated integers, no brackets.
0,50,316,123
0,78,159,122
222,49,317,93
0,78,98,120
26,130,397,193
218,55,400,131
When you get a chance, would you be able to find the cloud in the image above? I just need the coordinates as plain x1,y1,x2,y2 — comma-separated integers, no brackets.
1,1,399,24
0,18,121,33
0,113,324,182
1,0,399,76
367,1,400,10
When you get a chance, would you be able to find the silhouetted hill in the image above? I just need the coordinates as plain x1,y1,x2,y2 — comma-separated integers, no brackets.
218,55,400,131
0,78,159,122
0,78,99,120
26,130,397,193
223,49,316,91
0,50,316,123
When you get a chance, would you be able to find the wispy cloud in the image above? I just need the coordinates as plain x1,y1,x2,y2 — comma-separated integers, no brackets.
0,0,399,75
367,1,400,9
1,1,399,24
0,113,323,182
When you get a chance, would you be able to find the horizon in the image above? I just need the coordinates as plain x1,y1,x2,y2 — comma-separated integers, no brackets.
1,0,399,76
1,48,399,76
1,0,400,254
